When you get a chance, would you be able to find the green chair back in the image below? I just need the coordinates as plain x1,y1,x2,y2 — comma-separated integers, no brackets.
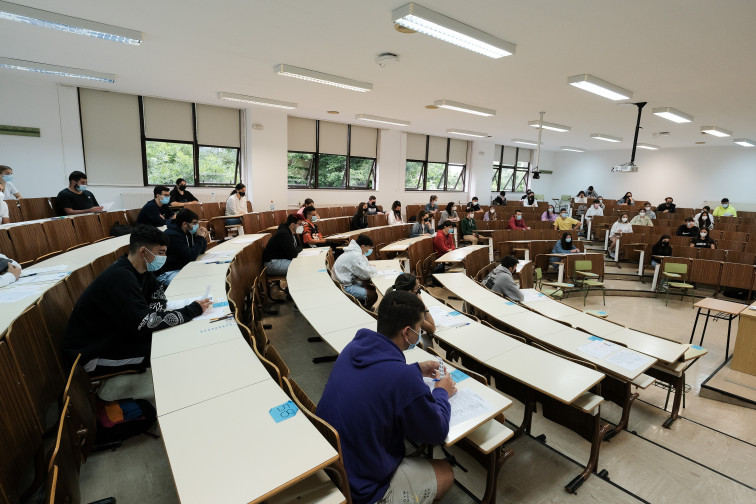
574,260,593,272
664,262,688,275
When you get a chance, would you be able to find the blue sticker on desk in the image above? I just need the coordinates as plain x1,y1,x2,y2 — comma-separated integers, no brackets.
212,301,229,308
317,269,327,272
269,401,298,423
449,311,461,316
691,345,704,350
505,302,515,305
450,369,469,383
199,321,235,333
597,311,607,315
588,335,603,341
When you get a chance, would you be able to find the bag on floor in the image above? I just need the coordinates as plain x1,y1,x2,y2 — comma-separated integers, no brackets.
95,398,157,445
110,222,133,237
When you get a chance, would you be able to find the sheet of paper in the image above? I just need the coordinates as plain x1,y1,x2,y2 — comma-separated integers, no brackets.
516,260,530,273
193,305,232,321
234,236,261,244
297,248,326,257
101,202,114,211
521,289,548,303
447,389,495,428
21,264,68,277
578,338,620,359
12,271,70,285
0,286,46,303
205,249,233,257
428,306,471,329
165,295,226,311
373,269,403,277
606,349,654,371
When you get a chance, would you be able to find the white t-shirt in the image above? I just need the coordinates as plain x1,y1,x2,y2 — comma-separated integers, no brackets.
225,194,247,216
0,200,8,220
3,181,19,199
584,206,604,220
0,253,21,287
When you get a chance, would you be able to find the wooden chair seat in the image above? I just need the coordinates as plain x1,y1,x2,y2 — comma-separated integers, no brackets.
465,419,515,455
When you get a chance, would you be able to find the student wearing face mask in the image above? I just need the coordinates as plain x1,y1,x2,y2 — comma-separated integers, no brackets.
433,221,456,257
643,202,657,219
483,205,498,221
410,210,433,237
0,165,22,199
388,273,436,344
551,232,581,268
351,202,369,230
523,192,537,207
467,197,482,212
630,209,654,227
56,170,104,215
157,208,208,286
554,208,580,231
584,199,604,221
263,214,305,276
225,183,248,224
440,202,460,223
0,178,9,224
676,218,699,237
493,191,507,206
713,198,737,217
608,212,633,256
690,229,715,249
657,197,676,214
508,209,531,230
317,290,456,504
169,177,199,206
425,195,439,213
332,234,378,307
63,225,212,375
618,192,635,205
541,205,558,222
388,200,404,226
586,186,599,199
136,185,174,226
697,210,714,231
693,206,711,224
302,206,327,246
460,208,480,245
483,255,524,301
651,235,672,267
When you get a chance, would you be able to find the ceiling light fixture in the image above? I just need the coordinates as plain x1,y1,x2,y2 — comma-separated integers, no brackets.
434,99,495,117
0,0,141,45
560,146,585,152
734,138,756,147
392,2,515,58
0,56,115,82
511,139,541,146
217,92,297,109
700,126,731,137
528,120,571,132
355,114,410,126
446,128,487,138
274,64,372,92
636,143,660,150
590,133,622,143
652,107,693,123
567,74,633,101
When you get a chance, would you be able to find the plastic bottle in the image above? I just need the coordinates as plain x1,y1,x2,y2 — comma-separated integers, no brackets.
270,200,275,211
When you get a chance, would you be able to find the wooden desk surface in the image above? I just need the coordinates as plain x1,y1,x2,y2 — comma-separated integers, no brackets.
435,245,488,263
379,236,430,252
326,225,393,241
694,297,749,315
159,380,338,504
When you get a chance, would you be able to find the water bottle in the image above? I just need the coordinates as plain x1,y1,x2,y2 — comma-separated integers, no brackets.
270,200,275,211
211,192,215,203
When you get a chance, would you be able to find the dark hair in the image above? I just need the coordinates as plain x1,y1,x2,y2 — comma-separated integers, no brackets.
526,194,535,203
154,185,170,197
655,234,671,247
665,196,673,201
721,198,729,203
356,234,373,247
445,201,454,214
68,170,87,183
377,290,425,338
390,273,418,293
429,195,437,203
357,202,367,216
515,209,523,214
472,196,479,201
230,183,245,195
499,191,506,196
369,195,376,201
576,191,586,197
685,217,694,222
560,231,575,249
697,211,710,229
303,206,317,219
304,198,314,206
501,255,518,269
286,214,302,226
618,212,629,221
588,186,594,191
175,208,198,226
0,165,11,173
417,209,428,222
392,200,401,218
176,178,186,185
623,192,632,198
129,224,169,254
703,205,711,212
438,220,455,230
592,199,601,205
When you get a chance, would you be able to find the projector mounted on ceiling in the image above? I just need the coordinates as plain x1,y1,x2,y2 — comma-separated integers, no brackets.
611,163,638,172
612,102,646,173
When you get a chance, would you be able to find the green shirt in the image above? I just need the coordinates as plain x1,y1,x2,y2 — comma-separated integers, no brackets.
460,217,477,236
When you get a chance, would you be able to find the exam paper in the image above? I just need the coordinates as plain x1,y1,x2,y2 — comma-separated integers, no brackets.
606,350,654,371
297,248,326,257
448,389,495,428
521,289,548,303
12,271,70,286
0,286,46,303
428,306,471,329
21,264,68,277
101,202,114,212
373,269,403,277
578,338,619,359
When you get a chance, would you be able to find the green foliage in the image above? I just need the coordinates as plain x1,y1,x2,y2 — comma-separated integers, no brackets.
349,157,374,188
288,152,313,186
288,152,375,189
318,154,346,188
405,161,423,189
146,141,238,186
198,147,238,185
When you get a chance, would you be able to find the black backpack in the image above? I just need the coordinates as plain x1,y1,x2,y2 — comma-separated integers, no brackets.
95,397,157,446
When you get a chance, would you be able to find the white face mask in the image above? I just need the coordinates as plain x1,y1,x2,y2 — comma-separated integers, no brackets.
453,206,457,211
702,215,708,220
639,212,646,217
645,206,651,211
621,217,628,222
295,226,304,234
700,233,707,238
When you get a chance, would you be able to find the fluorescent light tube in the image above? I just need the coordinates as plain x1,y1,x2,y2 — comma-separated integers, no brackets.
528,120,571,132
355,114,410,126
0,56,115,82
446,129,487,138
568,74,632,101
590,133,622,143
636,143,660,150
274,64,372,92
0,0,141,45
434,99,495,117
560,146,585,152
701,126,731,137
511,139,541,146
734,138,756,147
217,92,297,109
652,107,693,123
392,3,515,58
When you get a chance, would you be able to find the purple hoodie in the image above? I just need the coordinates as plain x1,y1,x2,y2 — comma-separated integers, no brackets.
317,328,451,504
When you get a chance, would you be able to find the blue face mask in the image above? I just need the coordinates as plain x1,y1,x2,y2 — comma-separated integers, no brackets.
190,223,199,234
2,174,12,182
160,196,171,205
145,248,167,272
311,215,318,222
407,327,421,350
365,248,373,257
77,184,88,192
723,203,729,208
516,215,522,220
566,237,572,243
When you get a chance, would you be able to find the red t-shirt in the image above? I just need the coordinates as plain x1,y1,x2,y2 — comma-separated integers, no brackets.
433,232,455,255
508,215,528,230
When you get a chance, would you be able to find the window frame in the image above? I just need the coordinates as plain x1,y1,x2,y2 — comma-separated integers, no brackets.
286,121,377,190
492,146,531,192
139,96,242,188
404,135,467,192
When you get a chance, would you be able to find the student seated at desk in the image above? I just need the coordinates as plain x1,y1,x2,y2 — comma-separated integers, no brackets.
483,205,499,221
574,190,588,204
1,165,22,199
551,232,581,267
156,208,208,286
296,198,314,217
523,193,537,207
224,183,247,225
651,235,672,267
439,202,460,223
410,209,433,237
433,221,455,257
56,170,104,215
583,199,603,224
460,208,479,245
586,185,598,199
691,230,716,249
302,206,327,247
366,195,383,215
0,181,9,224
630,208,653,227
332,234,378,306
657,196,676,214
676,218,699,237
388,201,404,226
618,191,635,206
169,177,199,206
493,191,507,206
263,214,304,275
425,194,439,213
467,196,482,212
541,205,558,222
0,253,22,287
643,202,657,219
318,290,456,504
713,197,737,217
483,255,524,302
387,273,436,342
63,225,212,375
137,185,174,227
608,212,632,257
554,209,580,231
508,209,530,230
696,209,714,231
693,206,713,227
351,202,369,230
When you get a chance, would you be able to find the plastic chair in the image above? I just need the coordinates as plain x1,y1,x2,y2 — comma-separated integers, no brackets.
572,260,605,306
535,267,573,299
657,262,695,307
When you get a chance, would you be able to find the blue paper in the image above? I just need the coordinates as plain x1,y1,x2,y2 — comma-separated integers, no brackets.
691,345,704,350
317,269,327,272
449,310,461,316
505,301,515,305
269,401,298,423
588,335,603,341
212,301,229,308
597,310,607,315
450,369,469,383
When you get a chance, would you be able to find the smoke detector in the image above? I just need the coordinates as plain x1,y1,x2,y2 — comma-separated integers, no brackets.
376,53,400,68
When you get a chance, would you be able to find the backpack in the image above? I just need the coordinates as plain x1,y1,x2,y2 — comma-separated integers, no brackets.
95,398,157,446
110,221,134,237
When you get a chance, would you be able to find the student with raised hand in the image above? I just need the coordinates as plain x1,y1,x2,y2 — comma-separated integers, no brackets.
56,170,104,215
493,190,507,206
388,273,436,338
0,165,21,199
713,197,737,217
651,235,672,267
297,198,314,216
483,255,524,302
439,202,460,223
657,196,676,214
425,194,439,213
410,209,433,237
508,208,530,230
263,214,304,275
137,185,174,227
156,208,208,286
302,206,327,246
697,210,714,231
63,224,212,375
317,289,456,504
225,183,248,225
554,208,580,231
676,217,699,237
366,195,383,215
388,200,404,225
643,202,657,219
0,253,22,287
551,232,581,267
608,212,633,257
690,229,716,249
169,177,199,206
468,196,482,212
630,208,654,227
541,205,558,222
332,234,378,307
618,191,635,205
460,207,479,245
351,202,369,230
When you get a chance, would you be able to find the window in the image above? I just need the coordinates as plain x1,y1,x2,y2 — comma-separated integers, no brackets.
141,97,242,187
286,117,377,189
491,145,532,192
404,134,468,191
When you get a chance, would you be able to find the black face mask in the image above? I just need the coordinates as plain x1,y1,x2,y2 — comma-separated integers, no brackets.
663,241,669,245
238,192,246,197
423,218,428,222
179,185,187,190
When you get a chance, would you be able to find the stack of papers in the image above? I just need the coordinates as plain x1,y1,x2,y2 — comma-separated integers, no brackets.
298,248,326,257
428,306,471,329
21,264,69,276
374,269,403,277
521,289,548,303
13,271,70,286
